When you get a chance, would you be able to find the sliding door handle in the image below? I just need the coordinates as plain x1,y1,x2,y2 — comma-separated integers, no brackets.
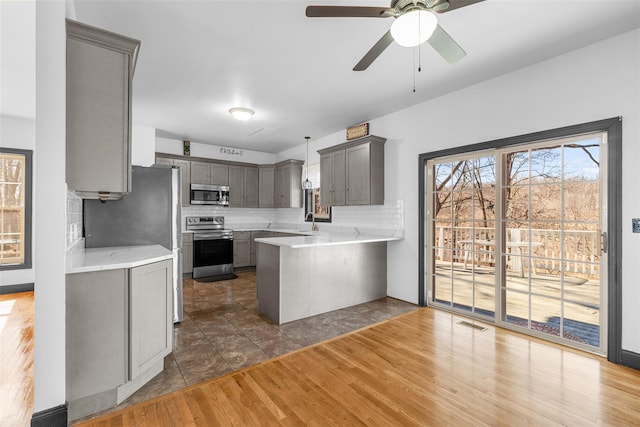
601,231,608,254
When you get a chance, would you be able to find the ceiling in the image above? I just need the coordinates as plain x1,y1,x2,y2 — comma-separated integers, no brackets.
73,0,640,153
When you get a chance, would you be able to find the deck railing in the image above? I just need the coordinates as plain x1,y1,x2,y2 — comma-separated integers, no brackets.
432,226,600,276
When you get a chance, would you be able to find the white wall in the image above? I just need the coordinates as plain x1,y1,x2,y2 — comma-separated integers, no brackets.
0,0,36,288
33,0,68,413
0,116,35,287
156,136,277,164
315,30,640,353
131,125,156,166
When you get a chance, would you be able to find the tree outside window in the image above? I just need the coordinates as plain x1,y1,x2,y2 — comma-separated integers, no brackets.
0,149,32,269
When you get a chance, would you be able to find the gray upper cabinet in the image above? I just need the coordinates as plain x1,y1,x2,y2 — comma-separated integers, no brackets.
245,166,259,208
228,165,244,207
190,161,210,184
66,19,140,201
211,163,230,186
229,165,258,208
191,161,229,186
320,150,346,206
258,166,275,208
155,156,190,207
275,160,304,208
318,135,386,206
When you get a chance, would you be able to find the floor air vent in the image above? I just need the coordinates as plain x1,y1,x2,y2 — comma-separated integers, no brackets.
457,320,488,332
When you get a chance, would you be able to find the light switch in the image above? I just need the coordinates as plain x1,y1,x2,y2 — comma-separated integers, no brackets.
633,218,640,233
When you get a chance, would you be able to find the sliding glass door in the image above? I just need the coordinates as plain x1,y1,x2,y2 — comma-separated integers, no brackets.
426,132,607,354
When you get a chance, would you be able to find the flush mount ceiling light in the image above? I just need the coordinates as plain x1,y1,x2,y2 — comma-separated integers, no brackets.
390,9,437,47
229,107,254,121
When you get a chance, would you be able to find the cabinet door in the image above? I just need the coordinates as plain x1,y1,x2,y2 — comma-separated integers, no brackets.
66,269,127,400
346,144,371,205
332,150,347,206
210,163,229,186
173,159,191,207
66,37,131,196
155,157,173,166
320,154,333,205
275,164,291,208
190,161,210,185
228,165,245,207
129,260,173,380
233,233,251,267
244,167,259,208
259,166,275,208
182,233,193,274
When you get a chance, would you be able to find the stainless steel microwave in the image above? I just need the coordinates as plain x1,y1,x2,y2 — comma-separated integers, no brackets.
190,184,229,206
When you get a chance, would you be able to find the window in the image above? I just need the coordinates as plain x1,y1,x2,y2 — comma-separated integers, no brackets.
0,148,32,269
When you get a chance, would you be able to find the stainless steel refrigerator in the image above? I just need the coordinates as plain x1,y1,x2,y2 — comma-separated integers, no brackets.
84,165,183,322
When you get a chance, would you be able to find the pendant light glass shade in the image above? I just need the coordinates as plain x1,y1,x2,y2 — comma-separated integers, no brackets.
302,136,313,190
390,10,437,47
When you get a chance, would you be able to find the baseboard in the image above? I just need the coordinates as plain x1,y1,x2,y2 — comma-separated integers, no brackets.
31,404,67,427
0,282,34,294
621,349,640,371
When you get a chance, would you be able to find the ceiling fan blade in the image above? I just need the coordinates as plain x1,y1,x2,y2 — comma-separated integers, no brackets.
353,30,394,71
427,24,466,64
434,0,484,13
306,6,392,18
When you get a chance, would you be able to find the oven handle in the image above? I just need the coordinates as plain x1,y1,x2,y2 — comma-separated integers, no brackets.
194,233,233,241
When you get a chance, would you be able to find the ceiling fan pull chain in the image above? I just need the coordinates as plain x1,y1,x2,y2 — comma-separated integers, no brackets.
413,46,416,93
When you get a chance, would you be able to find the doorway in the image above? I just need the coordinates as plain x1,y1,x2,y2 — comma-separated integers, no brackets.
420,118,622,358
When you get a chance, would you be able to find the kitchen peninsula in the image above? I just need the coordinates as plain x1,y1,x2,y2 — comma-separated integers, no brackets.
255,232,401,324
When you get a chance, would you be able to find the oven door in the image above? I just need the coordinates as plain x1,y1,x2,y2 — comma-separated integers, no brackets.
192,235,234,278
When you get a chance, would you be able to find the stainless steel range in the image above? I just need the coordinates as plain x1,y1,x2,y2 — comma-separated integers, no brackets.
187,216,234,279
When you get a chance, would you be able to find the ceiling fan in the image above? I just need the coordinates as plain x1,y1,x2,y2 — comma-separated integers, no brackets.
306,0,484,71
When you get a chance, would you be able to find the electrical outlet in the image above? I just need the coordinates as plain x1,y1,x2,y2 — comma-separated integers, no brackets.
633,218,640,233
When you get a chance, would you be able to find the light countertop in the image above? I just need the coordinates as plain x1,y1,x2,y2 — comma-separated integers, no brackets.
254,233,402,248
67,244,175,274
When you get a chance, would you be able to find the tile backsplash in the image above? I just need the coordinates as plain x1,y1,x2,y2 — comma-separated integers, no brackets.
66,189,83,249
182,200,403,233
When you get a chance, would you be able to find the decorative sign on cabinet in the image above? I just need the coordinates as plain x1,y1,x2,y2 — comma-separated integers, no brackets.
66,19,140,201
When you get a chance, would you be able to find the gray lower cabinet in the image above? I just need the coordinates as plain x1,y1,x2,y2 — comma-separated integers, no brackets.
233,231,251,267
155,156,191,207
128,260,173,379
258,166,275,208
182,233,193,275
66,19,140,201
317,135,386,206
66,259,173,421
250,231,267,266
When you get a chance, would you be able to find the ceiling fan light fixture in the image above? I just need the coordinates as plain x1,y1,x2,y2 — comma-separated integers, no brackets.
229,107,254,121
390,10,437,48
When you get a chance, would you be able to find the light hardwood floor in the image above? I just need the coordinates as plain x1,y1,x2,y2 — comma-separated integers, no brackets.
74,307,640,426
0,291,34,427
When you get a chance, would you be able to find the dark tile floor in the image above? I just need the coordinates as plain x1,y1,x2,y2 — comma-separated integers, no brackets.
116,270,418,409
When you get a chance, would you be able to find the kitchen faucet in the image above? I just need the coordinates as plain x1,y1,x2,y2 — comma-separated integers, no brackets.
305,212,319,232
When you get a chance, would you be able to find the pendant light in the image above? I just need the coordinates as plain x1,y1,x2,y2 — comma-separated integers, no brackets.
302,136,313,190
